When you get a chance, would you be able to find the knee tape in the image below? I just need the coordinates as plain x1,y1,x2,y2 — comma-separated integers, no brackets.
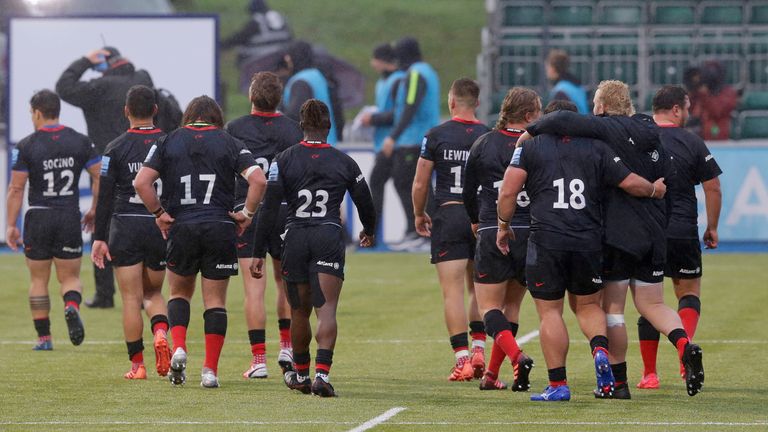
203,308,227,336
606,313,625,328
483,309,510,338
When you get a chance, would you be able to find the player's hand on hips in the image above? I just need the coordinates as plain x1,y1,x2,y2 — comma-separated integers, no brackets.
471,223,479,238
382,137,395,158
81,209,96,233
415,213,432,237
91,240,112,269
359,231,375,248
652,177,667,199
229,211,251,236
496,227,513,255
5,226,21,252
155,212,175,240
85,49,110,64
250,257,265,279
703,227,719,249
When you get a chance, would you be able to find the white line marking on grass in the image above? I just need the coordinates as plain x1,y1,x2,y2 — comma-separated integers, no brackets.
347,407,407,432
389,421,768,427
0,421,358,426
516,329,540,345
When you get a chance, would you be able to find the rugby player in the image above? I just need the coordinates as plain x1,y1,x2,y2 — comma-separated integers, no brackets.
523,80,705,397
462,87,538,391
412,78,490,381
498,101,665,401
251,99,376,397
226,72,302,379
134,96,267,388
636,85,722,389
6,90,100,350
91,85,171,379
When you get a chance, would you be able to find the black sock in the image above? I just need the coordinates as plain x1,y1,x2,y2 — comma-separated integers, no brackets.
637,316,660,341
469,320,485,334
589,335,609,354
294,351,311,378
150,314,169,333
248,329,266,345
483,309,511,339
678,295,701,313
126,339,144,362
33,318,51,337
667,328,688,346
168,298,191,328
449,333,469,352
508,322,519,337
203,308,228,336
548,367,567,383
316,348,333,376
62,291,82,306
611,362,628,384
278,318,291,330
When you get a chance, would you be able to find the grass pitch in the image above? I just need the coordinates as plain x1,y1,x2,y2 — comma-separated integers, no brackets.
1,252,767,431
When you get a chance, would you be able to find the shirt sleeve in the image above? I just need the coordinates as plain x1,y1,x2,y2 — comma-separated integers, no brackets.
462,141,482,224
693,138,723,182
11,141,28,172
232,137,257,175
527,111,608,140
347,158,376,236
84,141,101,168
142,140,164,172
419,132,438,161
510,143,528,171
55,57,100,109
597,141,632,186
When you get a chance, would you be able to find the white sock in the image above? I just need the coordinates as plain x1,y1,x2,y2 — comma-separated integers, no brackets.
454,349,470,360
472,339,486,350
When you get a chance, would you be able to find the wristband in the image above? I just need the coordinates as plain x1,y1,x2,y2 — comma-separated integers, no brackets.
241,207,255,220
152,207,165,218
650,184,657,198
498,218,510,229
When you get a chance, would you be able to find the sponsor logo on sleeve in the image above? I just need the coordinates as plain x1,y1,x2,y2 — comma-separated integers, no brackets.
705,154,713,162
11,149,19,166
420,137,427,155
144,145,157,163
240,149,252,155
268,161,279,182
356,173,364,183
511,147,523,166
613,156,621,163
100,156,111,175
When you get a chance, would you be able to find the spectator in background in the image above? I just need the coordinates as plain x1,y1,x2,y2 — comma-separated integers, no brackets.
56,47,155,309
687,61,739,141
281,41,344,144
545,49,589,114
220,0,293,65
361,43,406,237
380,37,440,251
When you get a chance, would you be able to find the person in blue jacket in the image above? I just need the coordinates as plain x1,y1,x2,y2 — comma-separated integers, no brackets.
546,49,589,115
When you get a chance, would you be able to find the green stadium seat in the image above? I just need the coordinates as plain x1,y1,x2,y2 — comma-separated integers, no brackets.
552,4,593,26
740,92,768,110
498,61,541,88
750,5,768,24
700,5,743,25
597,33,639,56
599,4,643,25
748,60,768,87
650,58,691,85
502,4,545,26
597,61,639,85
653,4,695,25
747,33,768,55
698,32,743,56
736,112,768,139
652,32,694,55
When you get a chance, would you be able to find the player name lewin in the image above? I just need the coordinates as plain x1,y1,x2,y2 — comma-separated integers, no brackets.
442,149,470,161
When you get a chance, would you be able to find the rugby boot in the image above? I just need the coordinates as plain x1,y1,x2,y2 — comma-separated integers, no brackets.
32,337,52,351
278,348,294,374
595,381,631,399
470,346,486,379
682,343,704,396
311,376,337,397
447,356,474,381
636,373,660,389
531,385,571,401
169,347,187,386
284,370,311,394
511,352,534,392
201,367,219,388
479,371,508,390
243,354,268,379
64,305,84,346
124,363,147,380
593,349,615,397
153,329,171,376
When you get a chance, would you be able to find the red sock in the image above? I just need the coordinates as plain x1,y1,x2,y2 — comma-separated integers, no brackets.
679,308,700,340
675,337,689,361
130,351,144,364
65,301,79,310
203,334,225,373
494,330,520,364
639,340,659,376
486,341,506,376
316,363,331,375
592,346,609,358
251,342,266,357
549,379,567,388
152,321,169,334
470,332,486,343
170,325,187,352
279,328,291,346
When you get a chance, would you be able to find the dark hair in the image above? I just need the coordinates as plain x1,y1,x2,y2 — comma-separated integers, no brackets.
30,89,60,119
653,85,688,112
547,49,570,78
543,99,578,114
700,60,727,94
285,40,314,72
395,36,422,68
449,78,480,107
299,99,331,134
182,95,224,128
495,87,540,129
372,43,396,63
125,85,156,118
249,72,283,111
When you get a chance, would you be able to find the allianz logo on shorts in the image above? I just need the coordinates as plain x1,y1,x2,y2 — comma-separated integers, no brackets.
678,267,701,275
317,260,340,270
215,263,239,270
592,277,602,284
62,246,82,253
653,270,664,277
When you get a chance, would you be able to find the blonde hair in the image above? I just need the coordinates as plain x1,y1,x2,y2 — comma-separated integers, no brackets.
596,80,635,116
495,87,540,129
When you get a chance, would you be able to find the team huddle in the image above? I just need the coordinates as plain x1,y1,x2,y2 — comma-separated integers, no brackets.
6,69,720,400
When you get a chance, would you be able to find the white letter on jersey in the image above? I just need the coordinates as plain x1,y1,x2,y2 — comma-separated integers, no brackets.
726,167,768,226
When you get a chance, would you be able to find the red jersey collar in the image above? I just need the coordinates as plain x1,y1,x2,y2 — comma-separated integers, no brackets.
451,116,483,125
300,140,331,149
38,124,65,132
128,126,162,134
251,110,282,118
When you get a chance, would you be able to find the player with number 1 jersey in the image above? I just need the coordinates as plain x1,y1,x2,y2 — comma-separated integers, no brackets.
461,87,539,392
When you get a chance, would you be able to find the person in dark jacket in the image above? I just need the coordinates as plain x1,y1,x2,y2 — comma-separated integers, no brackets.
56,47,154,308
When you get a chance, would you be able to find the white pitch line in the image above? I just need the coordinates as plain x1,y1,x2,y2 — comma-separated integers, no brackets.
0,420,765,427
516,329,540,345
347,407,407,432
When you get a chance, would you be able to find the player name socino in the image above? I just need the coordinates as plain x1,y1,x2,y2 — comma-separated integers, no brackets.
42,157,75,170
442,149,470,161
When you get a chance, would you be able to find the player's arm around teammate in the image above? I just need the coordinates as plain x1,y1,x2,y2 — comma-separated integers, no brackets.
90,85,172,379
250,100,376,397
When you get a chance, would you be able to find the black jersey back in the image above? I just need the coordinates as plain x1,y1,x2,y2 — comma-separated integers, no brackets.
269,142,365,229
225,112,302,206
420,118,491,205
11,125,99,208
463,129,530,228
512,135,631,251
102,127,166,215
659,125,722,239
143,125,256,224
